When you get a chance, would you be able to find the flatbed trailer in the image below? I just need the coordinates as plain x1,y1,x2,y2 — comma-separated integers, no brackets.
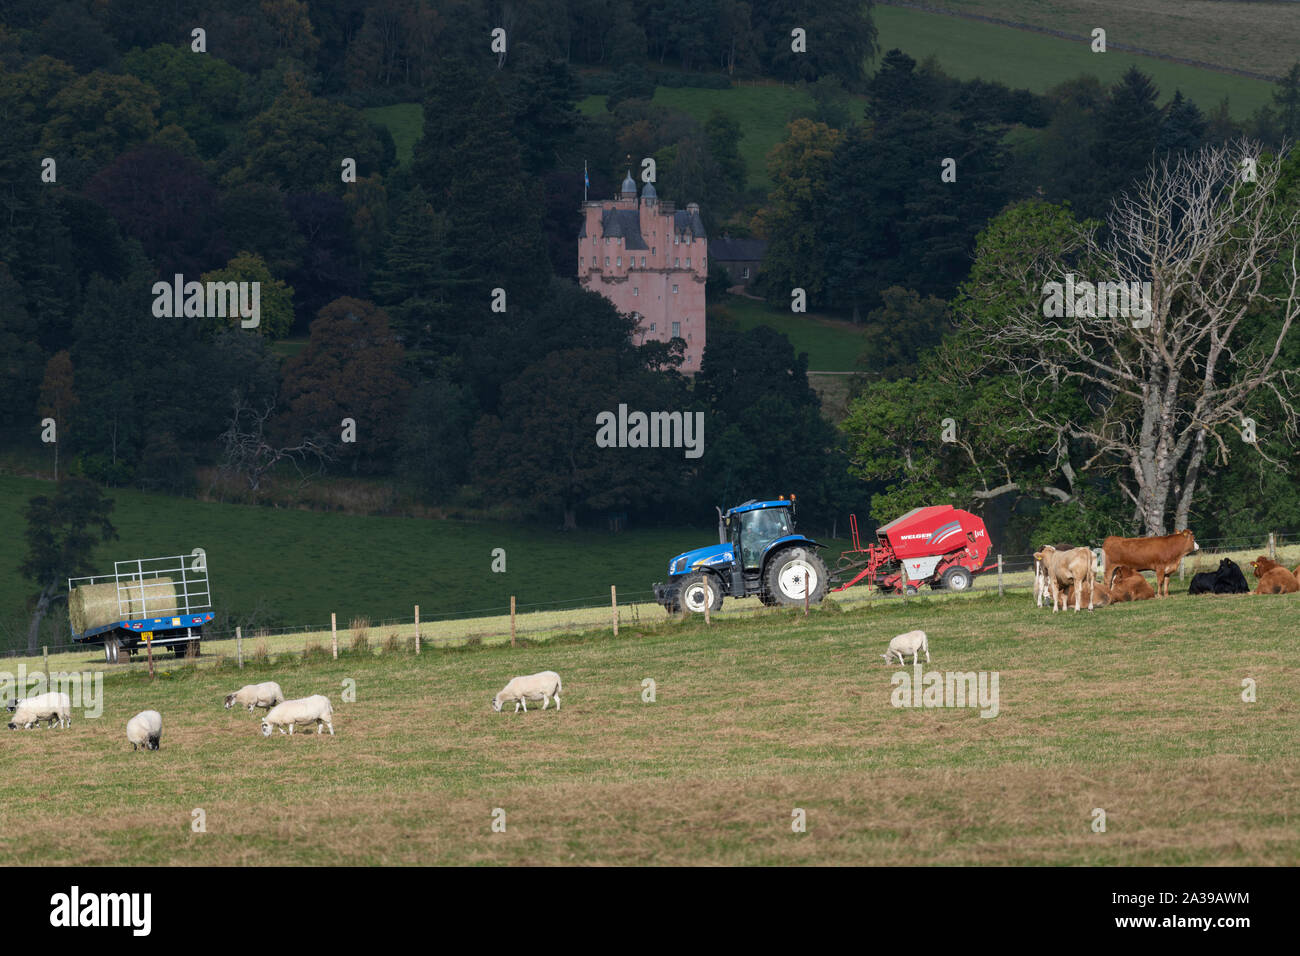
68,551,214,663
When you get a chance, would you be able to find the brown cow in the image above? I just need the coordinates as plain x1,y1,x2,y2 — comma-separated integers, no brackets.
1250,556,1300,595
1108,566,1155,602
1102,530,1198,598
1063,577,1111,607
1033,545,1095,611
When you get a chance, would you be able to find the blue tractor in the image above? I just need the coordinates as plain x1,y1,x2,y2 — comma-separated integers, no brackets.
653,498,828,614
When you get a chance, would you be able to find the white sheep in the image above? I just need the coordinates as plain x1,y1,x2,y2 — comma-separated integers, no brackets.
224,681,285,712
7,692,72,730
126,710,162,751
882,630,930,666
492,671,562,713
261,695,334,736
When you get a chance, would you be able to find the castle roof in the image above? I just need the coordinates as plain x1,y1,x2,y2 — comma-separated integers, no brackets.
599,208,649,249
673,208,706,238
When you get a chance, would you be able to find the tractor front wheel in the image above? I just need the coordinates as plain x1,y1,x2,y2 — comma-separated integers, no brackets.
679,572,723,615
764,548,828,607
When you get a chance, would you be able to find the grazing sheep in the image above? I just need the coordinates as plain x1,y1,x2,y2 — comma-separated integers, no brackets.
261,695,333,736
126,710,162,751
1033,545,1096,612
492,671,562,713
224,681,285,712
882,630,930,666
7,692,72,730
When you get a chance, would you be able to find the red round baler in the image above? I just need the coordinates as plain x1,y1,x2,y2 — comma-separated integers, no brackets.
831,505,991,594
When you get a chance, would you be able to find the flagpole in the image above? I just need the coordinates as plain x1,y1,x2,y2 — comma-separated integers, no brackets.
583,160,588,202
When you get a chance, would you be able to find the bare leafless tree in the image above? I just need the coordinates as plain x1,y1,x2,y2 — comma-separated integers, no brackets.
218,395,336,492
968,142,1300,534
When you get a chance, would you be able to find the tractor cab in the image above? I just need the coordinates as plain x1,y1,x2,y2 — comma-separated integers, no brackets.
724,501,796,569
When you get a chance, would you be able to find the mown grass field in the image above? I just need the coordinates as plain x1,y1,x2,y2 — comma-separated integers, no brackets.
876,4,1274,116
1,588,1296,865
907,0,1300,80
712,294,868,372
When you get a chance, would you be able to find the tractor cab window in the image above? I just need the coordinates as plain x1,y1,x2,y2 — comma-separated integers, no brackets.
736,508,792,568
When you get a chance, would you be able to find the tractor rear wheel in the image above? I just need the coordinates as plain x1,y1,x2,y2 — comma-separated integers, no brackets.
679,572,723,615
764,548,828,607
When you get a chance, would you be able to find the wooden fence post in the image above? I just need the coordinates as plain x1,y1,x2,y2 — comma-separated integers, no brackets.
331,612,338,660
611,586,619,637
510,596,516,647
42,645,49,680
1268,532,1276,560
236,626,243,669
146,636,154,679
414,605,420,655
703,580,711,625
997,554,1004,598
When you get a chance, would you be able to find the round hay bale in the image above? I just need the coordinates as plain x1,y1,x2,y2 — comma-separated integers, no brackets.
68,577,178,633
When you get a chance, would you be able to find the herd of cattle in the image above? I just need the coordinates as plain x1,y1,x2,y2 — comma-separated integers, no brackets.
1032,530,1299,611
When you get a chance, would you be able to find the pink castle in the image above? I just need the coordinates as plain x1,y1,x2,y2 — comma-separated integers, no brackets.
578,171,707,372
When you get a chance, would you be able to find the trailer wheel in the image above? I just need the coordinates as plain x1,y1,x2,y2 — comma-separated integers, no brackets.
679,572,723,615
765,548,828,606
941,566,973,592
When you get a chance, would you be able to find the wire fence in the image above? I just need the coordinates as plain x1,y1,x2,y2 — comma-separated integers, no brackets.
3,530,1296,675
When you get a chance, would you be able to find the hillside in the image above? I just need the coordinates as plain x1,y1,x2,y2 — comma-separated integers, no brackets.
876,3,1275,115
891,0,1300,80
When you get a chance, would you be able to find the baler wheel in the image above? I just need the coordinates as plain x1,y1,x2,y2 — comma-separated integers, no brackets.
941,566,973,592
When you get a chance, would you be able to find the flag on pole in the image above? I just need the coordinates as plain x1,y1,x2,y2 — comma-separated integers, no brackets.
583,160,589,200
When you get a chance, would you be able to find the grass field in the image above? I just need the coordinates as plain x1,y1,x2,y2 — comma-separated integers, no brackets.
712,294,868,372
364,103,424,167
876,4,1275,116
906,0,1300,81
0,475,849,652
2,588,1296,865
579,84,817,191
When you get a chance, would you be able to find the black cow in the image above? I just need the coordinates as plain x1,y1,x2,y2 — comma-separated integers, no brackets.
1188,558,1250,595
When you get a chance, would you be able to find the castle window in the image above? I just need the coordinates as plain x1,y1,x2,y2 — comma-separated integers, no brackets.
591,256,596,266
649,323,656,332
617,256,621,267
641,256,646,267
674,236,680,245
605,238,609,245
742,267,750,279
672,284,679,294
652,247,656,255
604,256,610,267
633,287,639,296
686,258,691,267
672,321,681,338
674,258,680,267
